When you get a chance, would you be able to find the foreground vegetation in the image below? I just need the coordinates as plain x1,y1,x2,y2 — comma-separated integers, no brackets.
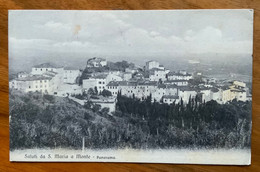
10,91,251,150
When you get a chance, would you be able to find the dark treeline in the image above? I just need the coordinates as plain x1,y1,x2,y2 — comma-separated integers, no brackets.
10,91,251,150
116,92,252,149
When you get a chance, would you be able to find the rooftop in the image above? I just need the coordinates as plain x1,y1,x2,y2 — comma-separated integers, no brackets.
138,81,157,86
165,80,188,83
168,72,192,76
64,66,80,70
91,74,108,79
16,75,52,81
179,86,196,92
107,81,119,86
33,63,61,68
211,87,219,93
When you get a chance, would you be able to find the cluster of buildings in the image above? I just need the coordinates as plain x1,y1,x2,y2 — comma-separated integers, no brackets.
81,60,250,105
10,58,251,114
9,63,82,97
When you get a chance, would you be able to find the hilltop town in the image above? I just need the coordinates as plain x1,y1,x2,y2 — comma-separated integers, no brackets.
9,57,252,114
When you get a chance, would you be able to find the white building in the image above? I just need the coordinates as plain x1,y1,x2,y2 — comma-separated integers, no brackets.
152,84,167,102
149,68,169,82
167,71,192,81
123,72,132,81
31,63,64,75
232,80,246,88
9,72,63,95
18,71,29,78
125,67,139,74
87,57,107,67
90,97,116,114
199,87,212,103
82,76,107,94
178,87,197,104
106,81,120,96
164,80,188,86
106,71,123,83
145,61,160,71
210,87,222,103
56,83,82,97
162,95,180,104
63,67,82,84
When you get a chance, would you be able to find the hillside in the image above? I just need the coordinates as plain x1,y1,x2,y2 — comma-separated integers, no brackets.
10,91,252,150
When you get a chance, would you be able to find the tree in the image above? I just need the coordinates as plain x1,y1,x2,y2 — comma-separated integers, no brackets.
101,107,110,115
101,89,112,97
87,88,95,95
94,86,98,95
93,104,101,112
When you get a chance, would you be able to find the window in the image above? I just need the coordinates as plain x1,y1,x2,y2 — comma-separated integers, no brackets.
29,86,31,88
99,81,102,84
103,82,105,84
99,86,101,89
35,68,37,71
46,69,48,71
36,86,38,88
41,68,42,71
45,80,47,83
40,80,42,83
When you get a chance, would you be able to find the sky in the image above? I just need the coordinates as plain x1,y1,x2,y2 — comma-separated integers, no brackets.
8,10,253,70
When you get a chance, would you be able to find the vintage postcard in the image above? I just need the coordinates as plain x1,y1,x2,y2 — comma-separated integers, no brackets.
9,10,253,164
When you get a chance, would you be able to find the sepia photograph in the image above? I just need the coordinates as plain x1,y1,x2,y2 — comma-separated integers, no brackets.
9,9,253,164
